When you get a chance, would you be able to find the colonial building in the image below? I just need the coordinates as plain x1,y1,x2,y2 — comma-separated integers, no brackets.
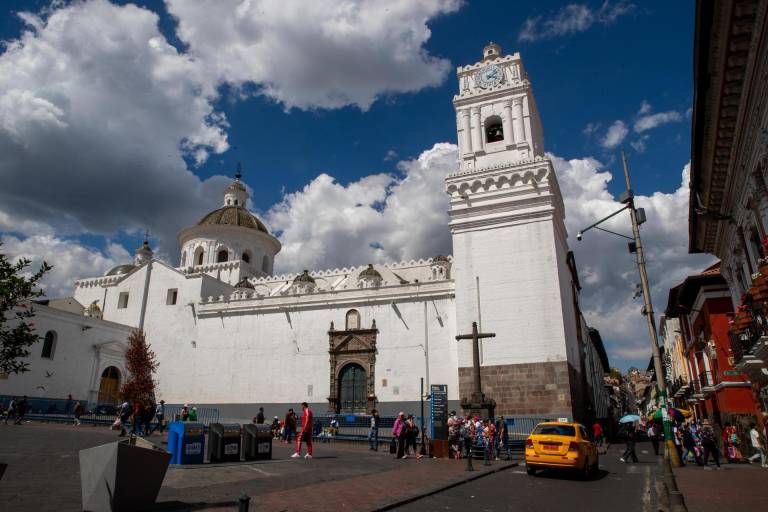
663,264,758,426
0,299,132,406
3,45,602,422
689,0,768,418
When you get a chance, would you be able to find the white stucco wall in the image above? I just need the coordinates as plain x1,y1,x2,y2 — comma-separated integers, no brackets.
0,304,132,404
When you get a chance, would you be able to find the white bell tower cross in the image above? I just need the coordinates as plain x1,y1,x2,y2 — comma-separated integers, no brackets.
446,44,581,420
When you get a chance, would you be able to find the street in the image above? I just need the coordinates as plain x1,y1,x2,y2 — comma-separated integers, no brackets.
394,444,660,512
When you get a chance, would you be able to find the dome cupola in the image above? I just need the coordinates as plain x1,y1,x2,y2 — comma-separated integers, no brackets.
292,270,317,294
358,264,383,288
223,163,249,207
430,255,451,280
134,232,154,266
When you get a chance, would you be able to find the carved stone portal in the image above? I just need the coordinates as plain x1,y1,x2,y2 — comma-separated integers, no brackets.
327,320,378,414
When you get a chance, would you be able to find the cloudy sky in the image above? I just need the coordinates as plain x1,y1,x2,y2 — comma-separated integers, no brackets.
0,0,713,370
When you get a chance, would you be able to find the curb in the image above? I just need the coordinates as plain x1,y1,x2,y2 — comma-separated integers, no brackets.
368,460,520,512
659,454,688,512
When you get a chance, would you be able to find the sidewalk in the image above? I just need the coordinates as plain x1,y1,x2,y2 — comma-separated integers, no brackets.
673,460,768,511
159,442,519,511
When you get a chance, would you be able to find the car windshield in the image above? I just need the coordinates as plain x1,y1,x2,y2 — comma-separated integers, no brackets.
533,424,576,437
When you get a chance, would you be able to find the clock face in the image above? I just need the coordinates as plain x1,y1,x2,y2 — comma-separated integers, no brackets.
475,64,503,89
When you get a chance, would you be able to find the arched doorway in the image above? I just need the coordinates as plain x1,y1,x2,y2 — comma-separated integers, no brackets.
97,366,121,404
338,363,367,413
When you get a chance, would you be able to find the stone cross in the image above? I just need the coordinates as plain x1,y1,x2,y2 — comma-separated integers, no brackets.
455,322,495,403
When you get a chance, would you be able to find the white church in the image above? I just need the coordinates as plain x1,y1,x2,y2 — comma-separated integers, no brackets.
2,45,610,422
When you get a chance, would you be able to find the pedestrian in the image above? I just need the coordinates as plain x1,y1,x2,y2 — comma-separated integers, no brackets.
497,417,510,460
65,394,73,417
4,397,16,425
392,411,407,459
189,406,198,422
405,414,418,455
292,402,314,459
283,408,297,443
117,400,131,437
181,404,190,421
483,419,496,463
619,423,639,463
271,415,280,437
143,402,155,436
592,421,604,448
448,412,462,460
368,409,380,451
748,423,767,467
463,415,475,459
150,400,166,435
73,401,85,426
14,396,28,425
647,423,660,456
699,419,721,469
723,422,738,463
682,424,697,464
131,401,143,435
256,407,265,424
672,423,684,465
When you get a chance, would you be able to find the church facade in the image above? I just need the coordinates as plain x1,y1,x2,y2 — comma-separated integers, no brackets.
16,45,600,421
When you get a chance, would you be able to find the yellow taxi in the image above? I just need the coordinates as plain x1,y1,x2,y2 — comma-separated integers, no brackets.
524,421,598,479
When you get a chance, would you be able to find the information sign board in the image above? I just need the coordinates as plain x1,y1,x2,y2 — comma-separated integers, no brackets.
430,384,448,440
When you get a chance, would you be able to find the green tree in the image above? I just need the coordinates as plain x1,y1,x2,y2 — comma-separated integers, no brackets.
120,329,159,403
0,243,52,374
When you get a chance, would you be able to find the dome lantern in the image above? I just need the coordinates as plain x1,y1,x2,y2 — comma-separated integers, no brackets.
223,163,249,208
134,231,154,266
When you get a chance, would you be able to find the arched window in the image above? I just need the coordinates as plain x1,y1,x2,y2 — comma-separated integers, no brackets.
227,199,231,205
41,330,56,359
485,116,504,143
234,199,238,206
180,251,187,267
217,249,229,263
242,251,251,264
261,255,270,273
194,247,205,266
346,309,360,330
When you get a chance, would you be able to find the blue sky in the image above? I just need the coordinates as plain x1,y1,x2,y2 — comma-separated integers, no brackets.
0,1,706,371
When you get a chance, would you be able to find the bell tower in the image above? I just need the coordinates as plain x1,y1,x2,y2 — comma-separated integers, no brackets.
447,44,581,420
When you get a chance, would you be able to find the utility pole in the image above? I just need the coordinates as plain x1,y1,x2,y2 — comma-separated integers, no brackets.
620,149,681,468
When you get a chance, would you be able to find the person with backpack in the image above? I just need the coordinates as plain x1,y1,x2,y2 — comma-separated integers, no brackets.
699,419,721,468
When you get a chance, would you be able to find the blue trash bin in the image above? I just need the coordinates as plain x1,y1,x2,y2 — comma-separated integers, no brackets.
168,422,205,465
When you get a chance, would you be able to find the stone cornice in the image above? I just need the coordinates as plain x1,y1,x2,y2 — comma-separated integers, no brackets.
31,303,133,334
445,157,553,198
196,279,455,316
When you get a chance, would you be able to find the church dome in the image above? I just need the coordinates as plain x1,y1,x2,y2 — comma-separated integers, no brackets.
293,270,316,284
105,264,137,276
197,206,269,233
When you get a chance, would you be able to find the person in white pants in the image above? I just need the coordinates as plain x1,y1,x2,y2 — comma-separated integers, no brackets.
748,424,767,467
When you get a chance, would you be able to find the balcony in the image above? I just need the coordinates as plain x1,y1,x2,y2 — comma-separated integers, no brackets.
698,371,716,394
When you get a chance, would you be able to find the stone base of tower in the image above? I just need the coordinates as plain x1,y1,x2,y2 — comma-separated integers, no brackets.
458,361,575,418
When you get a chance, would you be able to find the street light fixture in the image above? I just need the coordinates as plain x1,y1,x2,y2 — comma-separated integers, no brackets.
576,149,682,468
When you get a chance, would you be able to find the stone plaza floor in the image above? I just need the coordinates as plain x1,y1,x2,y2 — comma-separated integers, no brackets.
0,422,518,511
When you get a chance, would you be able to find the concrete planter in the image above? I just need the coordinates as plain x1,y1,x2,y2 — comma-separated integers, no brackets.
79,439,171,512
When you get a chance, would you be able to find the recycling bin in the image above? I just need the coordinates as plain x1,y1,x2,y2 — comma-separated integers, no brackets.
167,421,205,465
208,423,242,463
243,423,272,460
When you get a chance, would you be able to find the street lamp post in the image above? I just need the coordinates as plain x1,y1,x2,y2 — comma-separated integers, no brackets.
577,149,682,468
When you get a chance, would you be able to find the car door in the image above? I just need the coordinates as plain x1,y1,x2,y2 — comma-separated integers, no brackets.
579,425,596,464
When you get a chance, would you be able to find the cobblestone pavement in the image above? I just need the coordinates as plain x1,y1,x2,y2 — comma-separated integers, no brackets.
0,422,517,511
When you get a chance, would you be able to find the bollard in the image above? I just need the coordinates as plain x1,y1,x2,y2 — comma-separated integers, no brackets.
238,494,250,512
465,439,475,471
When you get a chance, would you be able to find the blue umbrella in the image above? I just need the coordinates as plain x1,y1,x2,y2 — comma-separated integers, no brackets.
619,414,641,423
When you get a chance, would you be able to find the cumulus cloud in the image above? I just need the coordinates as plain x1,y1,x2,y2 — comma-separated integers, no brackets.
0,0,234,258
266,143,456,272
0,0,460,268
600,120,629,149
166,0,461,111
518,1,635,42
1,234,131,298
554,156,714,364
634,110,684,133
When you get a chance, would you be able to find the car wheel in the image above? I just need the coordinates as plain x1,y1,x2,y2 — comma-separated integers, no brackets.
526,465,536,476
